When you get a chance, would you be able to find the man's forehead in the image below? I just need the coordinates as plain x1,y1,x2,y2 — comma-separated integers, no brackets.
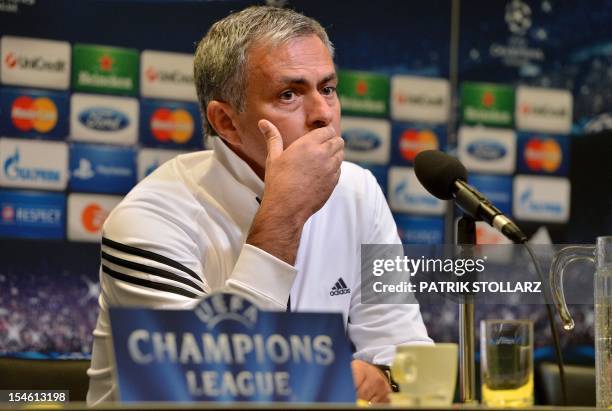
246,35,335,83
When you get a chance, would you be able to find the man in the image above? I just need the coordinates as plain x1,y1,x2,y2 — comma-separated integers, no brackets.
87,5,431,405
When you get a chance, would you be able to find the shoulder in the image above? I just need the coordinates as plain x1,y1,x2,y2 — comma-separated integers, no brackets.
104,151,214,247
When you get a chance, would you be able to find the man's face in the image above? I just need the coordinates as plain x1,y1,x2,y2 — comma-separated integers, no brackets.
231,35,340,173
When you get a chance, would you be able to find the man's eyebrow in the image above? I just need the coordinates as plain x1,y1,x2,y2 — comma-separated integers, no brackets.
277,73,337,86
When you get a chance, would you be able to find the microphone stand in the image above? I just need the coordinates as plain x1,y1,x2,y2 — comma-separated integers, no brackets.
457,215,477,404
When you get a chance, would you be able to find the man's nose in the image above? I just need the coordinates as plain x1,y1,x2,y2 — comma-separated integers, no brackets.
306,92,334,129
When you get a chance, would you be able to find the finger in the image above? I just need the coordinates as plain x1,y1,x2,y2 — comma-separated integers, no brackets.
325,136,345,155
307,125,337,144
370,393,391,404
333,150,344,170
258,119,283,161
357,382,377,402
351,363,367,389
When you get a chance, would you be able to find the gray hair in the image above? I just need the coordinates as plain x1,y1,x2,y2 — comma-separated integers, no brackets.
194,6,334,136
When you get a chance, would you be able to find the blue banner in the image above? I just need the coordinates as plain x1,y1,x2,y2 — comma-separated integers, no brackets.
468,174,513,216
394,214,445,244
140,99,203,149
69,143,136,194
0,87,69,140
110,292,355,403
0,190,65,239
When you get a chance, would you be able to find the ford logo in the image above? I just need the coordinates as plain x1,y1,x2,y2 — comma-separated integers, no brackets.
342,129,381,152
467,141,506,161
79,108,129,132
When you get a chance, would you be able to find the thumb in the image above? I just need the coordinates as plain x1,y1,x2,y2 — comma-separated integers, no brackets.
258,119,283,161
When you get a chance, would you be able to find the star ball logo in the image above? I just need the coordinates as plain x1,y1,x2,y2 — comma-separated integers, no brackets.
11,96,58,133
150,108,194,144
524,137,562,172
399,129,439,162
81,203,108,233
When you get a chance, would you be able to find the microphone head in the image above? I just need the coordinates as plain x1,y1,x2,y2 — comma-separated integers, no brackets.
414,150,467,200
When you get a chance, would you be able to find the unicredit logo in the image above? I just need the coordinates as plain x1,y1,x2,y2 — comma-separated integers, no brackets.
4,52,65,72
520,103,566,118
79,108,130,132
4,53,17,68
145,66,193,84
3,149,60,182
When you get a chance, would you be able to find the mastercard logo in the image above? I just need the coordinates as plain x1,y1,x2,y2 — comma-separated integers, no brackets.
11,96,58,133
150,108,194,144
81,203,109,233
399,129,439,161
524,138,562,172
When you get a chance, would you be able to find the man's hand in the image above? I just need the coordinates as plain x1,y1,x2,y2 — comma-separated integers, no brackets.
246,120,344,265
259,119,344,222
352,359,391,403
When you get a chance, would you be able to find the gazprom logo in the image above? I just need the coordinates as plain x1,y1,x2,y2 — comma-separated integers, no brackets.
394,181,438,207
3,149,60,182
342,129,381,152
467,141,507,161
78,107,129,132
519,188,562,214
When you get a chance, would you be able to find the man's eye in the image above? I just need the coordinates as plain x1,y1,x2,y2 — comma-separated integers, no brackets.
322,86,336,96
280,90,296,101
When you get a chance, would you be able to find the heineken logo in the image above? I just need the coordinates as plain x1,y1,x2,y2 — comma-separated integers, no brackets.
73,44,138,94
465,107,512,124
99,55,114,71
78,71,133,90
461,82,514,127
355,80,368,96
338,70,389,116
482,91,495,107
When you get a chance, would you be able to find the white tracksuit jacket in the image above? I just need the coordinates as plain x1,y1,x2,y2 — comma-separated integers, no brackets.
86,137,431,405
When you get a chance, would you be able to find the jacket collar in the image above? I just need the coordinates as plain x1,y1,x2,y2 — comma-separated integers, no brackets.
212,136,264,200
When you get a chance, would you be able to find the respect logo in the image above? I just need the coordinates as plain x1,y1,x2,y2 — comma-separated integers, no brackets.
399,129,438,162
524,138,562,172
150,108,194,144
11,96,58,133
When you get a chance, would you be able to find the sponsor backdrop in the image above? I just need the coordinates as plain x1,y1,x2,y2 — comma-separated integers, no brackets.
0,0,609,366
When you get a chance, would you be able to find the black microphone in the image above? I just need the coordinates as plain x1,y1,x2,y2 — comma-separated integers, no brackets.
414,150,527,244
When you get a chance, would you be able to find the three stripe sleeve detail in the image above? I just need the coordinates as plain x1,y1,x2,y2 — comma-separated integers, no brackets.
101,236,205,299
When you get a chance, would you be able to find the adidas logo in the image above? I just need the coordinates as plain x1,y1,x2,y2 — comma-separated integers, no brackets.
330,278,351,296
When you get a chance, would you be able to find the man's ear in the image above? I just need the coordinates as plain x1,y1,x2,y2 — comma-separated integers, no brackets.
207,100,242,146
